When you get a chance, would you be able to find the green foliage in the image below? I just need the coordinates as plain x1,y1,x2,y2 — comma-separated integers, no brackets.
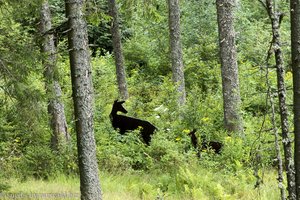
15,142,78,180
0,1,293,199
123,31,169,77
2,170,279,199
0,183,10,193
20,145,58,179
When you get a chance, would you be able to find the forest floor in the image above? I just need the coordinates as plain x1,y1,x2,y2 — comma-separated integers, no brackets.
1,168,281,200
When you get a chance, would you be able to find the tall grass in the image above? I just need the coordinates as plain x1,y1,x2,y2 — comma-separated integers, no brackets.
2,167,280,200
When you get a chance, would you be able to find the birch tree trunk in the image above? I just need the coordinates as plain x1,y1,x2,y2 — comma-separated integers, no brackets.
270,93,286,200
290,0,300,198
265,0,296,199
108,0,129,100
40,0,70,151
216,0,243,133
264,21,287,200
65,0,102,199
168,0,186,106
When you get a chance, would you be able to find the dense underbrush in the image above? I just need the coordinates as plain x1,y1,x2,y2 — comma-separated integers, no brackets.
0,55,283,198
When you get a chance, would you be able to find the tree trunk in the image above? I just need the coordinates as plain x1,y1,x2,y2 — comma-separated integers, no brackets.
270,93,286,200
40,0,70,151
265,35,286,200
265,0,296,199
216,0,243,133
108,0,129,100
290,0,300,198
65,0,102,199
264,36,287,198
168,0,186,106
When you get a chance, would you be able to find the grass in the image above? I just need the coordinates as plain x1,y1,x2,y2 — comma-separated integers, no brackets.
1,167,281,200
1,175,79,200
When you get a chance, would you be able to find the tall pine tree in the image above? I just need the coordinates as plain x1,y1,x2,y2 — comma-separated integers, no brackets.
108,0,129,100
216,0,243,133
168,0,186,106
40,0,70,151
65,0,102,199
290,0,300,198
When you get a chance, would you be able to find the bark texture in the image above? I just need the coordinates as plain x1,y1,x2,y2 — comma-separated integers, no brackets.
265,29,286,200
108,0,129,100
216,0,242,133
265,0,296,199
65,0,102,199
290,0,300,198
168,0,186,106
40,0,70,151
270,95,286,200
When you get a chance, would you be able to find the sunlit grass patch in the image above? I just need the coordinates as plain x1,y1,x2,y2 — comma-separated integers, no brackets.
3,175,79,200
3,168,281,200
